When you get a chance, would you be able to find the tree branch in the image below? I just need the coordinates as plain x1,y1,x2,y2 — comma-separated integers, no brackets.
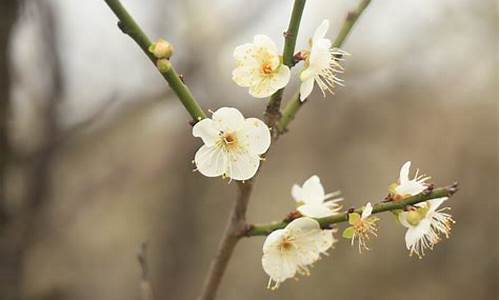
276,0,371,135
264,0,306,129
197,181,254,300
103,0,206,122
245,183,459,237
137,242,155,300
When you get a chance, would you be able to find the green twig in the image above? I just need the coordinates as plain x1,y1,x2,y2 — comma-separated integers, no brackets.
245,184,458,237
103,0,206,122
333,0,372,48
264,0,306,129
276,0,371,135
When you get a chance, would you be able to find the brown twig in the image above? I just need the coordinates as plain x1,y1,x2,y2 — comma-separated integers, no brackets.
197,181,254,300
137,242,155,300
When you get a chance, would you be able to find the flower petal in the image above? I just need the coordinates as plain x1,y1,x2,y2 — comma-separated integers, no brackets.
270,65,291,90
232,65,260,87
405,218,431,249
300,175,325,205
249,78,277,98
253,34,278,54
225,151,260,181
262,230,298,285
192,118,219,146
428,197,448,212
233,43,255,63
194,145,227,177
399,161,412,184
361,202,373,219
297,204,334,218
212,107,245,132
241,118,271,154
299,76,315,101
313,19,330,42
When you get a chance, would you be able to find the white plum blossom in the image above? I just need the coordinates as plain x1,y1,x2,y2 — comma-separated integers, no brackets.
299,19,347,101
261,217,335,289
232,35,291,98
192,107,271,181
390,161,431,200
398,197,455,258
342,202,379,253
291,175,343,218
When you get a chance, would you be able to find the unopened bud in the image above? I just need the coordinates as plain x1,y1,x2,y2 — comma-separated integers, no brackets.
149,38,174,59
156,58,171,73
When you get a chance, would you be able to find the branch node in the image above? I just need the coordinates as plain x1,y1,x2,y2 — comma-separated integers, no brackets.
117,21,127,34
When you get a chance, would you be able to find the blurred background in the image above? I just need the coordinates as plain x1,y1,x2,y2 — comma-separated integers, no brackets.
0,0,498,299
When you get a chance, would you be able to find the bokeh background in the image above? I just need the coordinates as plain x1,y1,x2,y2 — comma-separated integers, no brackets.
0,0,498,300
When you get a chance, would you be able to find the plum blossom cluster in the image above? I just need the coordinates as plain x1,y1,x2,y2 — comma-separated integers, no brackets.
233,19,346,101
186,12,456,293
193,19,347,182
391,161,455,258
259,162,455,288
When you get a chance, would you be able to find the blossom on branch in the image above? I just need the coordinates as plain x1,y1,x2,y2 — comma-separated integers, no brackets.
389,161,431,200
299,20,347,101
342,202,379,253
291,175,343,218
192,107,271,181
398,197,455,258
261,217,335,289
232,35,291,98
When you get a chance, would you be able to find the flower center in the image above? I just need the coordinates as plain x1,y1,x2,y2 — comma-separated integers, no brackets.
261,63,273,75
219,132,240,151
279,237,294,252
354,220,369,234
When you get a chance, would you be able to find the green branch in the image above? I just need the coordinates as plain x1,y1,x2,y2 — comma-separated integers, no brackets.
265,0,306,129
276,0,371,135
103,0,206,122
333,0,371,49
245,183,458,237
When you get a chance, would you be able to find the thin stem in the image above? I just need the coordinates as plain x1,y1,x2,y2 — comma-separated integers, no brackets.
245,184,458,237
103,0,206,122
276,0,371,135
197,182,254,300
276,90,301,134
333,0,371,48
264,0,306,129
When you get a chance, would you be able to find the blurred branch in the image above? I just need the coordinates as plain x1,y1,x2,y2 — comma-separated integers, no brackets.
103,0,206,122
0,0,18,228
198,182,253,300
245,183,459,236
276,0,372,135
265,0,306,130
54,94,117,145
137,242,155,300
0,1,63,299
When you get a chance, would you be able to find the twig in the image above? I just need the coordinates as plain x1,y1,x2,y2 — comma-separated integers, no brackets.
276,0,372,135
197,182,254,300
245,183,459,236
103,0,206,122
264,0,306,130
137,242,155,300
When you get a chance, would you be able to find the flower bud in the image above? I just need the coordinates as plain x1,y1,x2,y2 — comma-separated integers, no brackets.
149,38,174,59
156,58,171,73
